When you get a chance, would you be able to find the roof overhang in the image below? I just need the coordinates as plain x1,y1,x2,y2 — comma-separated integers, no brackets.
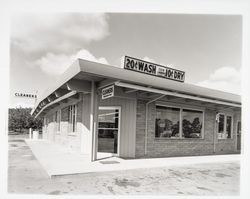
31,58,241,117
114,81,241,108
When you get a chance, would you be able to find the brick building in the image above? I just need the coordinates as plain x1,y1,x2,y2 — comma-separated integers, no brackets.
31,57,241,161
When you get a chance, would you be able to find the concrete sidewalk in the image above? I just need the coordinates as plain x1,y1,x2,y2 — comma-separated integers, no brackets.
25,139,241,177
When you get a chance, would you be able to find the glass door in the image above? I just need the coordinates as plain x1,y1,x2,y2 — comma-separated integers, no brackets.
98,107,120,155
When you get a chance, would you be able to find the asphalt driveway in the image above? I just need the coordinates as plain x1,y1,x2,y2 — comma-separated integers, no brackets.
8,135,240,195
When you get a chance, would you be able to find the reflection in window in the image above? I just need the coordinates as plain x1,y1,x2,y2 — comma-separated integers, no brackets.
182,109,203,138
98,109,119,139
155,106,180,138
98,109,119,154
155,105,204,139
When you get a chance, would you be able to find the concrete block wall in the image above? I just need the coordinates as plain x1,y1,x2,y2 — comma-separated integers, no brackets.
44,96,83,153
135,99,239,158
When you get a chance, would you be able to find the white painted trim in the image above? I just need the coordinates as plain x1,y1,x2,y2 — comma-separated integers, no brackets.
98,106,121,157
68,104,77,134
115,81,241,107
217,113,233,140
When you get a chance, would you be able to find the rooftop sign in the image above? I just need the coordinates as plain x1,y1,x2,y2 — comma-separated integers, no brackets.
124,56,185,82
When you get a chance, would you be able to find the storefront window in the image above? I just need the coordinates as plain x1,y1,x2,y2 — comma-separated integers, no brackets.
155,106,180,138
182,109,203,138
155,105,204,139
217,113,232,139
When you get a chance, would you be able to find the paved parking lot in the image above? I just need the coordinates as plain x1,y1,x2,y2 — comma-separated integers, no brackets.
8,135,240,195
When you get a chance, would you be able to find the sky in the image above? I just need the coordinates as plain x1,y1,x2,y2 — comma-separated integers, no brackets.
10,13,242,108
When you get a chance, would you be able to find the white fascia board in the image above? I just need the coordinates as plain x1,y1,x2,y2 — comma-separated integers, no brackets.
34,91,77,118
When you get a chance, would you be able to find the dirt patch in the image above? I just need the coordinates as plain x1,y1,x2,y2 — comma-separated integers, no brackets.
215,173,232,178
171,171,183,178
196,186,213,192
114,178,140,188
199,169,211,175
107,186,115,194
48,190,61,195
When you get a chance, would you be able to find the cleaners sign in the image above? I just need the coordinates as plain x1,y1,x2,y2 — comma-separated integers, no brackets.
102,85,114,99
124,56,185,82
15,93,37,98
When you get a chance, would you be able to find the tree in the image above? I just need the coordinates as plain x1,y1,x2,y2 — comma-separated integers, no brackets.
182,119,192,138
171,121,180,136
191,117,202,134
8,107,43,133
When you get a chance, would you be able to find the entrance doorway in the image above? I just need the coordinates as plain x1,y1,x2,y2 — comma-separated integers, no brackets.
237,121,241,151
97,107,120,158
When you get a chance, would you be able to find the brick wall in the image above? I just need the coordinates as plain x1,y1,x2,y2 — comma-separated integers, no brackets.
135,99,146,157
135,99,239,158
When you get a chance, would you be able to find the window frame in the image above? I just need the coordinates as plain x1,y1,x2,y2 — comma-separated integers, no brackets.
181,108,205,139
155,104,205,139
68,104,77,134
155,105,182,139
55,109,61,133
217,112,233,140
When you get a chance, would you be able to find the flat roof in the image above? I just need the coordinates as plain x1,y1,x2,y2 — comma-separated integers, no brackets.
32,58,241,116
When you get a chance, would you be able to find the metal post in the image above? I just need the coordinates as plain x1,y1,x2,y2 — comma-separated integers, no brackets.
213,112,219,153
29,128,32,139
90,81,98,161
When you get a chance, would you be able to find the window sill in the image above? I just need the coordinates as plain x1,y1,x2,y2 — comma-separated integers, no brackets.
155,137,181,139
155,137,204,141
218,138,233,140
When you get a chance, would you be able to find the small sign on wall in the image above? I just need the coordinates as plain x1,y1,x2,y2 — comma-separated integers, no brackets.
102,85,114,99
